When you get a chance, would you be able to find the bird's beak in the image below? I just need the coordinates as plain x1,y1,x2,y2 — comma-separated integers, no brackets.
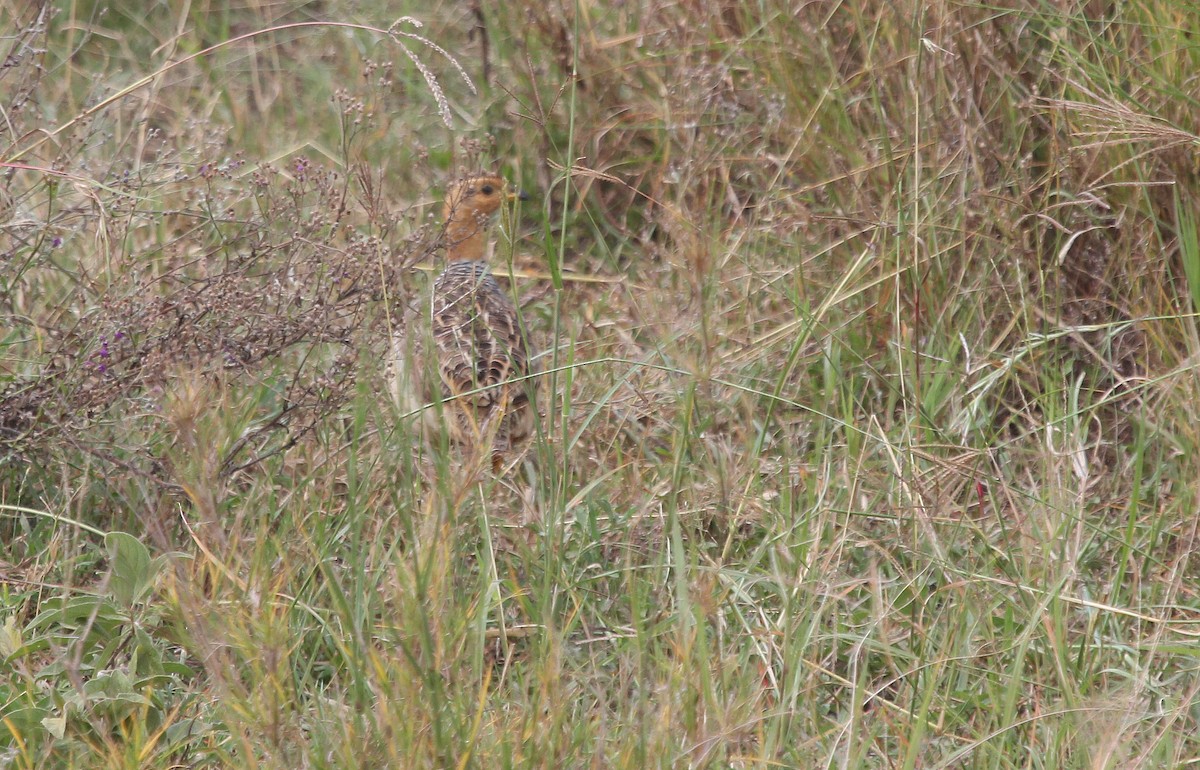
508,188,530,202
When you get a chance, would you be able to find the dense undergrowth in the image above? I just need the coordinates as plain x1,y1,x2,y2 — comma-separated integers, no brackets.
2,0,1200,767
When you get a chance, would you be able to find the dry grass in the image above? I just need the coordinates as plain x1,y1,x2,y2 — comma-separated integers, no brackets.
3,0,1200,767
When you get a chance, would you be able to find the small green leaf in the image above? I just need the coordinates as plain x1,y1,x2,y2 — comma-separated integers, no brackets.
105,531,154,605
0,615,22,657
42,714,67,740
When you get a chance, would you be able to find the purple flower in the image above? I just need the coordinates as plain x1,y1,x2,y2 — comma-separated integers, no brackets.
51,236,63,248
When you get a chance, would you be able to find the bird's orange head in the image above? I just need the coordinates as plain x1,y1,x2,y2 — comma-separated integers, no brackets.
443,173,510,220
442,173,519,262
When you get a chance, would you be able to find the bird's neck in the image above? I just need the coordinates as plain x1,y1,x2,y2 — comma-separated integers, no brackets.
444,213,489,263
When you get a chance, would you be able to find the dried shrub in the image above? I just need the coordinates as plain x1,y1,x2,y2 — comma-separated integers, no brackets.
1,151,433,481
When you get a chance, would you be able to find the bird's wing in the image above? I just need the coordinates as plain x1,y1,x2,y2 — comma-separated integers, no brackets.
475,278,530,403
431,264,529,410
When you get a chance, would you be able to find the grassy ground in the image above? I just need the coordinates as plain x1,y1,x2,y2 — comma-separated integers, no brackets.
3,0,1200,767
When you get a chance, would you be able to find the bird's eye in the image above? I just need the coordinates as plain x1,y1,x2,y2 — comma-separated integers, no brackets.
481,184,494,195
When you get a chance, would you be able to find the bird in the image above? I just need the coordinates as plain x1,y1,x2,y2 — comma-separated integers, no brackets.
391,172,536,470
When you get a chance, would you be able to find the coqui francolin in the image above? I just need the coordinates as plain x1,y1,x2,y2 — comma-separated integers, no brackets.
391,173,536,471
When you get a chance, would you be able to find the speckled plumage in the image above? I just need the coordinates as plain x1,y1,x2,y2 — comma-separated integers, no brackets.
392,174,535,462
